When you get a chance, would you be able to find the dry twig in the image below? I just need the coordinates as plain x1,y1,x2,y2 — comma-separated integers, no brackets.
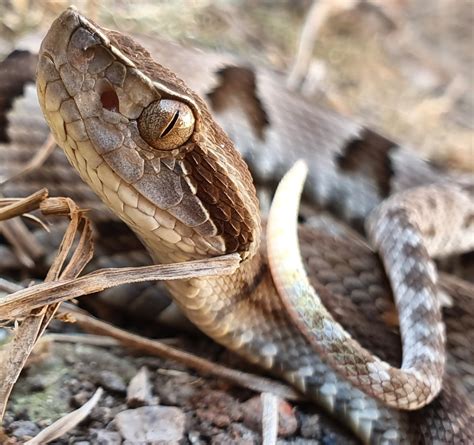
0,255,240,319
0,194,92,420
0,189,49,221
42,333,121,347
59,305,302,402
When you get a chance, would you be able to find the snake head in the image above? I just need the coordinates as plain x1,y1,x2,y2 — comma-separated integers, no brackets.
37,7,260,263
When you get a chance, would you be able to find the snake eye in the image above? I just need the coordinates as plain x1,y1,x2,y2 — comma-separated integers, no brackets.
137,99,195,151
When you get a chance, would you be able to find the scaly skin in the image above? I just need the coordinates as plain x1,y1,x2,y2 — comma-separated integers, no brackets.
35,8,473,443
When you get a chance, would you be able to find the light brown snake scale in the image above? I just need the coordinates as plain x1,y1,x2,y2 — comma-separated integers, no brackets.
1,7,472,443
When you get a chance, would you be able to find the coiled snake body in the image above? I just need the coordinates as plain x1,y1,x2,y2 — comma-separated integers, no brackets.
30,8,474,443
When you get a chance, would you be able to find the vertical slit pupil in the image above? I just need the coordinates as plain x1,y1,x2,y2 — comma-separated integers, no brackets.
161,110,180,138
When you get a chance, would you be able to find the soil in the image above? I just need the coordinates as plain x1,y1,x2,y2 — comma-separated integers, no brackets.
2,331,357,444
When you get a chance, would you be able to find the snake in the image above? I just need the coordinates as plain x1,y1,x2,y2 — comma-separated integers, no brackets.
1,7,473,443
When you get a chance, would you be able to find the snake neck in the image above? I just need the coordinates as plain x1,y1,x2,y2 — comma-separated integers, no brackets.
165,249,271,350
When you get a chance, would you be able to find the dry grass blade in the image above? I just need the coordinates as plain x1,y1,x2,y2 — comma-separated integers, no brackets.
60,306,302,402
24,387,103,444
0,189,49,220
0,254,240,319
0,196,93,420
0,192,240,421
36,217,94,341
0,190,50,268
0,314,46,419
261,392,279,445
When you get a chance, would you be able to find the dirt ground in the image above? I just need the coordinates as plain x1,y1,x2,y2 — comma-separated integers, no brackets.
0,0,472,443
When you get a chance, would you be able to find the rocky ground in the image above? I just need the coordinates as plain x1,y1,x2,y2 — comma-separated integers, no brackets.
2,335,358,444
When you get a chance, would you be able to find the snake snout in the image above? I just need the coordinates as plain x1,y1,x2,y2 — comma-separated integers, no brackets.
39,8,81,64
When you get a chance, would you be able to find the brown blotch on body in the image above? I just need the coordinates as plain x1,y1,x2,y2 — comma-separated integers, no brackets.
207,66,270,140
337,128,396,197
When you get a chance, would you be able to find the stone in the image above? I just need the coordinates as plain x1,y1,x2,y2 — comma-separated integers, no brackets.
98,370,127,393
9,420,40,439
126,366,155,407
115,406,185,443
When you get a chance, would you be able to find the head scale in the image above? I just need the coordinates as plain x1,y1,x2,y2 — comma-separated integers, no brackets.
37,8,261,263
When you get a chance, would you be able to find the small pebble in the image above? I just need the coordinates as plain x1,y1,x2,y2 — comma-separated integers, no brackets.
98,370,127,393
127,366,155,407
188,430,203,444
9,420,40,439
115,405,185,442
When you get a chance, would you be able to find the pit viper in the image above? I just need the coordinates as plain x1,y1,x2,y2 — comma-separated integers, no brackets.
1,7,473,443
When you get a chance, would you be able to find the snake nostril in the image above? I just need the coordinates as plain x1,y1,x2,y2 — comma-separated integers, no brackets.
100,89,119,112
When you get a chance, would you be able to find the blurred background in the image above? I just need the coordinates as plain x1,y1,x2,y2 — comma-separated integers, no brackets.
0,0,472,171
